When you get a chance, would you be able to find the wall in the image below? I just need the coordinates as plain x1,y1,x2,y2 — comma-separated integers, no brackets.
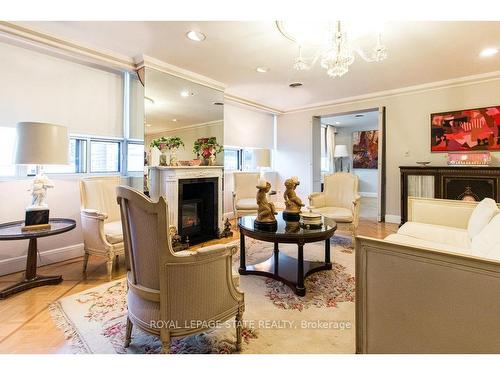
0,41,124,275
223,103,276,217
334,123,378,196
276,78,500,222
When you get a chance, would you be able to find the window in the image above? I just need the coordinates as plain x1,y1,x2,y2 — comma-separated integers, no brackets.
126,142,144,173
224,149,241,171
0,127,16,177
90,140,120,173
44,138,87,174
242,149,256,170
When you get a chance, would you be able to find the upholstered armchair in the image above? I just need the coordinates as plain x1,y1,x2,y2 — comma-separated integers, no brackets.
116,186,244,353
79,176,125,280
232,172,260,218
308,172,361,241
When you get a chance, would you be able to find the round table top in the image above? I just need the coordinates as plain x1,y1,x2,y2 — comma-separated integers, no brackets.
0,218,76,241
238,212,336,244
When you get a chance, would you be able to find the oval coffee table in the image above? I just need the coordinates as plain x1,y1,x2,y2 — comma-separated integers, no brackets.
0,218,76,299
238,213,336,296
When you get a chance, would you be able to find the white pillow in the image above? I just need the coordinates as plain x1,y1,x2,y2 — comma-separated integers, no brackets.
467,198,498,239
471,214,500,261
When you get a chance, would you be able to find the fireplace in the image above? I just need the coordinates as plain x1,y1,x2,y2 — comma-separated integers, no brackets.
178,177,218,244
443,177,495,201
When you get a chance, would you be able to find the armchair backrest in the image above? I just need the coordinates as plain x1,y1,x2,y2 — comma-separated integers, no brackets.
116,186,174,291
233,172,259,199
80,176,122,223
323,172,359,209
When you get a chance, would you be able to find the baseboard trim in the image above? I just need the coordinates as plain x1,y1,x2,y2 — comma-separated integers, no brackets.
360,192,378,198
0,243,84,277
385,215,401,224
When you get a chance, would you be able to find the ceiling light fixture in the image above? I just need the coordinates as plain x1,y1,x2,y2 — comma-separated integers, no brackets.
289,82,303,88
277,21,387,78
256,67,269,73
186,30,206,42
180,90,193,98
480,47,498,57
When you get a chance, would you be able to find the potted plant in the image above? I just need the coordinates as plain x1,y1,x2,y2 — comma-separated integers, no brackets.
193,137,223,166
150,136,185,166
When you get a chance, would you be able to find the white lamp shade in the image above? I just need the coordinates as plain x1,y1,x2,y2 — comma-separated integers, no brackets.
15,122,69,165
255,148,271,168
334,144,349,158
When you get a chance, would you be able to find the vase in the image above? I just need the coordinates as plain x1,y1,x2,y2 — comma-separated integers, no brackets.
169,148,178,166
159,150,168,166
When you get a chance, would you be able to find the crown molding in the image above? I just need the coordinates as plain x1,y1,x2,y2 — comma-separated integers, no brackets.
0,21,135,71
136,55,227,92
284,70,500,114
224,93,284,115
146,120,222,136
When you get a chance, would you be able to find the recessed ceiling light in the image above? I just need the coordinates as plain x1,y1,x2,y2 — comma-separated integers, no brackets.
480,47,498,57
180,90,194,98
186,30,206,42
145,96,154,104
335,121,341,125
289,82,303,88
172,119,178,122
213,102,224,106
145,123,152,127
256,67,269,73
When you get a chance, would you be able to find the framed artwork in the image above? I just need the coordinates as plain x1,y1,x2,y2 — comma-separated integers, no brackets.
352,130,378,169
431,106,500,152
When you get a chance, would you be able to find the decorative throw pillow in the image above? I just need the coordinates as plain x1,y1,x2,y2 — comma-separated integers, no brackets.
467,198,499,239
471,214,500,260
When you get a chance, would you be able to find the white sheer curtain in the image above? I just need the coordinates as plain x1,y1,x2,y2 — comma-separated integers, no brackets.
326,125,336,172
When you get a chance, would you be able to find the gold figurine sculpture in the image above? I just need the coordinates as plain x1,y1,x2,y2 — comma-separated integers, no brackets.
254,180,277,229
283,176,304,221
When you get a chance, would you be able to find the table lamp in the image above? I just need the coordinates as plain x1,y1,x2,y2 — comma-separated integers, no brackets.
14,122,69,230
334,144,349,172
255,148,271,179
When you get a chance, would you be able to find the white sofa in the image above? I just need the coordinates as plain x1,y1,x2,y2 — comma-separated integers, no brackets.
356,197,500,353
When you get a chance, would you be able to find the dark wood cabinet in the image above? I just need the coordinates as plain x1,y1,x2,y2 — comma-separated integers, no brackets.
400,166,500,225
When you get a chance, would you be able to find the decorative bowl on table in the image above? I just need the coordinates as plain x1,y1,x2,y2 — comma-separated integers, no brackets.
177,160,191,166
299,212,323,229
189,159,202,166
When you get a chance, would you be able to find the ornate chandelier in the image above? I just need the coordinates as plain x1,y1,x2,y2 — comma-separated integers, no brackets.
276,21,387,78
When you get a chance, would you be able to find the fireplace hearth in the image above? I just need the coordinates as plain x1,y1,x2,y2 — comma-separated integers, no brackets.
178,177,218,244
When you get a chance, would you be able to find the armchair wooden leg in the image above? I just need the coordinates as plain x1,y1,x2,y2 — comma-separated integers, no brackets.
161,329,171,354
235,309,243,352
82,252,89,274
106,256,113,281
124,316,133,348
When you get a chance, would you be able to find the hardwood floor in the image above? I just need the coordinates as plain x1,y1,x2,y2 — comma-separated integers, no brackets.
0,219,397,354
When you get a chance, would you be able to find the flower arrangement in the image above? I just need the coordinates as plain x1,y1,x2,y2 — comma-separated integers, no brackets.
193,137,223,165
150,136,185,151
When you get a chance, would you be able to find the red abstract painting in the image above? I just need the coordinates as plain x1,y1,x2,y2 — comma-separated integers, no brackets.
431,106,500,152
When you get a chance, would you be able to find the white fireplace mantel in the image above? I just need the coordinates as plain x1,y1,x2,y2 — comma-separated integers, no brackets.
148,166,224,234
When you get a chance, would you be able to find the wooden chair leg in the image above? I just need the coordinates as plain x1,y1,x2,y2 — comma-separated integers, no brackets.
82,252,89,274
106,256,113,281
235,310,243,352
124,317,133,348
161,329,171,354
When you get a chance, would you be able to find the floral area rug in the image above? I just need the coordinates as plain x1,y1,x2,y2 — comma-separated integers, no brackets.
50,235,356,354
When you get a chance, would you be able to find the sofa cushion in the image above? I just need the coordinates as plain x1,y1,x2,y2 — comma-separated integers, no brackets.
385,233,471,255
236,198,258,210
467,198,498,239
310,206,353,222
471,214,500,261
397,221,470,249
103,220,123,244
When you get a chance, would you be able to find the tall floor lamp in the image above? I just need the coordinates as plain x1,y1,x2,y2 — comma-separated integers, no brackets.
334,145,349,172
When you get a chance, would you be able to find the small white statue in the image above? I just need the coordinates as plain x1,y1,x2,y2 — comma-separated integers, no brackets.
28,174,54,209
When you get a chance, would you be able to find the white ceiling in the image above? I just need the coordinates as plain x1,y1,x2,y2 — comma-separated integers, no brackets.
14,21,500,112
322,109,378,128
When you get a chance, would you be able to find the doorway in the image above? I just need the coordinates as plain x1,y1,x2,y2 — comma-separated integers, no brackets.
312,107,386,221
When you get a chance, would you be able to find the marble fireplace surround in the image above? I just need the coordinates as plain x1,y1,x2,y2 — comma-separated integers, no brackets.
148,166,224,238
